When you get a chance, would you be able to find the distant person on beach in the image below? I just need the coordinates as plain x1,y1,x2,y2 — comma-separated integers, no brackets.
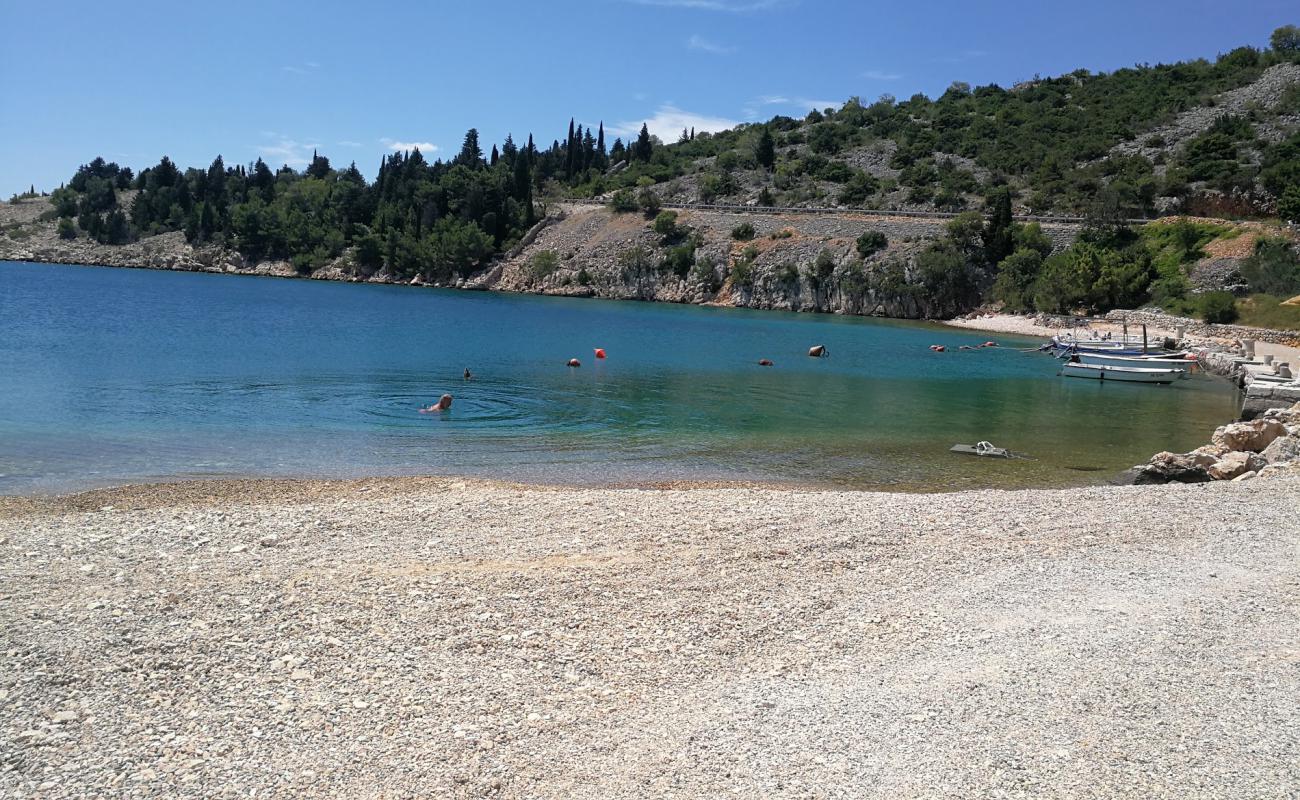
420,394,453,413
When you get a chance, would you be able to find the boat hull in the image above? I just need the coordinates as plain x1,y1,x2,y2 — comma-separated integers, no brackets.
1060,363,1181,384
1076,353,1192,372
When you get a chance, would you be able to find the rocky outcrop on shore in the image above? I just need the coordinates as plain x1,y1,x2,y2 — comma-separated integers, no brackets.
1122,402,1300,484
491,205,1080,319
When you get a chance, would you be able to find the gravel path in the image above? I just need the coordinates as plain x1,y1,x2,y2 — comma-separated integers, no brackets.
2,477,1298,799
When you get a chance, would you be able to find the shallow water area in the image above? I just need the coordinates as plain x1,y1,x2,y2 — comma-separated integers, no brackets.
0,260,1239,494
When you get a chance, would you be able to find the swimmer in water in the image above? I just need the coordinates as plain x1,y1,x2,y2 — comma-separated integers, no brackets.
463,368,472,380
420,394,453,413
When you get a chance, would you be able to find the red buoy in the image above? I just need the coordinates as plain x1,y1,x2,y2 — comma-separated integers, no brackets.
567,358,581,367
758,359,773,366
594,348,606,359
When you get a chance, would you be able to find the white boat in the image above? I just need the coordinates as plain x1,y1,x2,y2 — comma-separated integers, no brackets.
1075,352,1194,372
1060,362,1182,384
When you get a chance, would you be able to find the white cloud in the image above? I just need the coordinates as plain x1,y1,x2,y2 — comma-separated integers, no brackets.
627,0,780,9
380,137,438,153
862,70,902,81
687,34,736,54
256,136,320,168
757,94,840,110
613,105,740,141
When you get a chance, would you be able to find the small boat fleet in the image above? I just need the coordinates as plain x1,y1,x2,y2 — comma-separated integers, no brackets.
1042,326,1199,385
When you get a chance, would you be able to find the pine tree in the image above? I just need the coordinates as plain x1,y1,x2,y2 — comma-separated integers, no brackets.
501,133,517,163
456,129,483,167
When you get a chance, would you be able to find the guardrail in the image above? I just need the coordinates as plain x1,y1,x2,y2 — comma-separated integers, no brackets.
559,199,1157,226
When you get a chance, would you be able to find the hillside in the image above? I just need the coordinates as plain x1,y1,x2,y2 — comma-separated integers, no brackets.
3,28,1300,324
582,60,1300,220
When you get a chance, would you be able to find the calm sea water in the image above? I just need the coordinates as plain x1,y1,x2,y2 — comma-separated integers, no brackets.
0,260,1239,494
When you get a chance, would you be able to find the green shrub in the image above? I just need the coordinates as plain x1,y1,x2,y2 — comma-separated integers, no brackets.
855,230,888,258
661,244,695,277
1240,238,1300,295
730,258,753,287
577,267,592,286
609,189,637,213
769,228,793,240
529,250,559,278
652,210,680,238
1198,291,1239,323
57,218,76,240
731,222,755,241
811,249,837,283
637,187,661,215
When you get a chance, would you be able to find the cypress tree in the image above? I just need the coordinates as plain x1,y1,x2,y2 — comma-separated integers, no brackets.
596,123,606,170
490,144,499,166
755,126,776,170
634,123,653,162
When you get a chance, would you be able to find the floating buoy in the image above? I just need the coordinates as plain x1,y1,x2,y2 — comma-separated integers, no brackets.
594,348,606,359
758,359,774,366
567,358,581,367
808,344,827,358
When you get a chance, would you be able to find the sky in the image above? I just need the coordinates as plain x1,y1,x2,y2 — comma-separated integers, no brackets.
0,0,1295,197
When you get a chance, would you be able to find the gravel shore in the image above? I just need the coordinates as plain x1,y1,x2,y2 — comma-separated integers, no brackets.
3,476,1299,799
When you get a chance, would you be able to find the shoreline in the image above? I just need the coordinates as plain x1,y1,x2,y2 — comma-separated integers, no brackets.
3,473,1297,797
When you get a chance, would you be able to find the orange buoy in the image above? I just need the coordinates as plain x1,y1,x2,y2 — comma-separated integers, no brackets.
758,359,774,366
594,348,606,359
567,358,581,367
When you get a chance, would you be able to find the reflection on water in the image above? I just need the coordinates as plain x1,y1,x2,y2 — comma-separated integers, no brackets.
0,260,1240,494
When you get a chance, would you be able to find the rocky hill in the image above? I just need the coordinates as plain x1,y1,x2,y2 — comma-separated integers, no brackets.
488,205,1081,318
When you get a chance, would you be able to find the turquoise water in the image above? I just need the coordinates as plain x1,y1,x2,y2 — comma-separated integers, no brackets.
0,260,1240,494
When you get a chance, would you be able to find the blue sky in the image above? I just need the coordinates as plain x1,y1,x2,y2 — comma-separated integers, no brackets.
0,0,1294,197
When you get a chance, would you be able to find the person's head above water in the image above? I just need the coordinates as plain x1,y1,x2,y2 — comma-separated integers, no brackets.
421,394,453,413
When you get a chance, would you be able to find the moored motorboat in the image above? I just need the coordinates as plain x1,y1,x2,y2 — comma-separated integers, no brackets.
1059,362,1182,384
1073,352,1194,372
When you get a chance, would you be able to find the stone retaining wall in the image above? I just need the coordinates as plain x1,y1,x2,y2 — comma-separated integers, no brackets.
1102,309,1300,347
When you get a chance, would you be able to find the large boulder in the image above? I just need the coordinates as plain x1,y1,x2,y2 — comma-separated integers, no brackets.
1261,434,1300,465
1207,451,1267,480
1125,451,1213,485
1211,419,1288,453
1187,444,1228,468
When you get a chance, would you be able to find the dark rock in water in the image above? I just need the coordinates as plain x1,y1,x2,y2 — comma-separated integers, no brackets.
1122,451,1213,485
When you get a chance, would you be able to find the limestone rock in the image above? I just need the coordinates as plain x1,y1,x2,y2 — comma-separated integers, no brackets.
1128,451,1212,485
1261,434,1300,465
1211,452,1253,478
1211,419,1287,453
